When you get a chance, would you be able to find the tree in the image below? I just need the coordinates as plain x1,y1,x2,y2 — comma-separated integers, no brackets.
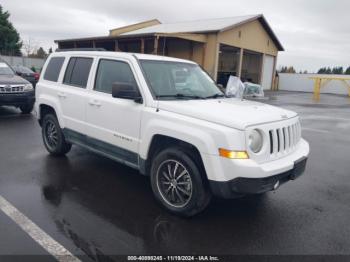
36,47,47,58
332,66,343,75
345,67,350,75
325,67,332,74
0,5,22,56
318,67,326,74
23,37,38,57
279,66,296,73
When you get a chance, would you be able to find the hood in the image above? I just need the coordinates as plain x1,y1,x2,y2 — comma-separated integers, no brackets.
0,74,30,85
158,98,297,130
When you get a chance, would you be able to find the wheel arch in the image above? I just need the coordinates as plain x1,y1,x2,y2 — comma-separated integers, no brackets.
37,97,64,128
142,134,208,182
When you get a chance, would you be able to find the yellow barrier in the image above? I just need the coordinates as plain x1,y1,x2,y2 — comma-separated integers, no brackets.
309,76,350,101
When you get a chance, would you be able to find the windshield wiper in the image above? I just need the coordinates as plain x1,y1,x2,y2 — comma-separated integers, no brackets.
204,93,225,99
156,94,204,100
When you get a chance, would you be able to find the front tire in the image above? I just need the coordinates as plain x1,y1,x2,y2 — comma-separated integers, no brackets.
20,103,34,114
42,113,72,156
150,147,211,217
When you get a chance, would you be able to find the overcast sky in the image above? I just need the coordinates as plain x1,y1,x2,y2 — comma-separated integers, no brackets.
1,0,349,72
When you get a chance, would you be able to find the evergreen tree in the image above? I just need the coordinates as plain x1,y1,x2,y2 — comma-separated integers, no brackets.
332,66,343,75
325,67,332,74
318,67,326,74
345,66,350,75
36,47,47,58
0,5,22,56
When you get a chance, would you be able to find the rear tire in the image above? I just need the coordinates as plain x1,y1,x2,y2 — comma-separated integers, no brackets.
42,113,71,156
20,103,34,114
150,147,211,217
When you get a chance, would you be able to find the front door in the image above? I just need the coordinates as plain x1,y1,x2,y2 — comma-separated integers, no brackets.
85,58,143,166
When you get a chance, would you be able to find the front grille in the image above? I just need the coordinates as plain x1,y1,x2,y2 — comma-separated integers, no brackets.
0,85,24,93
268,121,301,155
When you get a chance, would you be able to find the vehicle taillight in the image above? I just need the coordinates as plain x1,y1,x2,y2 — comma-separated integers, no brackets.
34,73,40,81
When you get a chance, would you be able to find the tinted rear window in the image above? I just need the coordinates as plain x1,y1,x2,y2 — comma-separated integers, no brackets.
63,57,93,88
44,57,65,82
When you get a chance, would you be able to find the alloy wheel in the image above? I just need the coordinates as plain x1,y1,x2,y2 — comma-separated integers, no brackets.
44,120,58,150
156,160,193,208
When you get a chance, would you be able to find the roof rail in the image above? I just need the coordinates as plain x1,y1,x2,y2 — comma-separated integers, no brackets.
55,48,107,52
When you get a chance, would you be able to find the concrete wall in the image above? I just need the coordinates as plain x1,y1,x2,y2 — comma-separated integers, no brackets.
0,55,45,72
218,20,278,57
279,73,350,95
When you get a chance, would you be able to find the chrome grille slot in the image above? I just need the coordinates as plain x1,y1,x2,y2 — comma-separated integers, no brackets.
269,130,273,154
268,120,301,157
276,129,281,152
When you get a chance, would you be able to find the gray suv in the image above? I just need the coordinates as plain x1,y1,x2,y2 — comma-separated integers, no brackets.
0,60,35,114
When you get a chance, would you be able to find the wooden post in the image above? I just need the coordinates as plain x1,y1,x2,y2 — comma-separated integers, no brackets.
237,48,244,79
114,40,119,52
92,41,96,48
313,78,321,101
259,53,266,85
141,38,145,54
190,41,194,60
271,56,277,90
153,36,159,55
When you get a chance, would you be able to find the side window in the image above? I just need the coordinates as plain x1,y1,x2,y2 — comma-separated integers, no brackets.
43,57,65,82
94,59,137,94
63,57,93,88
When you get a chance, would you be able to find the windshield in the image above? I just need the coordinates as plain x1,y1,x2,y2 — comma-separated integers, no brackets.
0,62,14,75
13,66,33,74
140,60,223,100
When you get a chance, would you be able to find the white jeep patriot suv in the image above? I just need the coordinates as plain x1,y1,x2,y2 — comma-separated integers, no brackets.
35,51,309,216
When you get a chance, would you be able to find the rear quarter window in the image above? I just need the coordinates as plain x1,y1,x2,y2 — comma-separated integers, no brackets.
43,57,65,82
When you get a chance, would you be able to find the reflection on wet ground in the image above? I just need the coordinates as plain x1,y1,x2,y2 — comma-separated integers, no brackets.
1,92,350,259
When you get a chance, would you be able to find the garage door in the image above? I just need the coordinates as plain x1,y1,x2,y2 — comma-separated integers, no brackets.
261,55,275,90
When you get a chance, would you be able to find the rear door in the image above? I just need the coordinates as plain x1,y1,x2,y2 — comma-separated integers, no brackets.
85,58,143,166
59,56,94,134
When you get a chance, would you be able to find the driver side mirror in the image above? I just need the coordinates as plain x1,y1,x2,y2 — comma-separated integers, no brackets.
112,82,143,104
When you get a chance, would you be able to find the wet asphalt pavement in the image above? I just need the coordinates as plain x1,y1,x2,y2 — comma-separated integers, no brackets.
0,91,350,261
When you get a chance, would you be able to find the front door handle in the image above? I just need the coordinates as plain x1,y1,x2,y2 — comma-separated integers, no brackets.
57,92,66,98
88,100,102,107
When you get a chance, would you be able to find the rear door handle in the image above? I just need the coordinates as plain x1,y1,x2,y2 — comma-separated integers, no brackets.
88,100,102,107
57,92,66,98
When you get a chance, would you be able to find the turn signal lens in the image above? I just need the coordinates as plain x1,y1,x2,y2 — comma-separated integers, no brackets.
219,148,249,159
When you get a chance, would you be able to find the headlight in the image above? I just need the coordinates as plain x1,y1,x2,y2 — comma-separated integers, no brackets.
24,84,33,91
248,129,263,153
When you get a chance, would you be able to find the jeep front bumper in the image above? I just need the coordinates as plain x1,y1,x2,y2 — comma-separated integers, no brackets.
209,156,307,198
201,138,310,198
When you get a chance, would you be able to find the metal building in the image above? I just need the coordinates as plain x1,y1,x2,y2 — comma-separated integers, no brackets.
55,14,284,89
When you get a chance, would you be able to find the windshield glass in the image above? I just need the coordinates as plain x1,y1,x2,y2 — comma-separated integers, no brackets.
0,62,14,75
140,60,223,100
14,66,33,74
